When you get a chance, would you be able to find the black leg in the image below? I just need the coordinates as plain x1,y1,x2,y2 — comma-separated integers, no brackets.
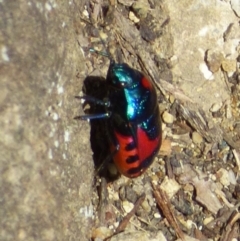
74,112,111,120
75,95,111,120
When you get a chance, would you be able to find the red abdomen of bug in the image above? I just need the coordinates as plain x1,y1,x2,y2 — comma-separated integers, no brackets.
111,124,161,178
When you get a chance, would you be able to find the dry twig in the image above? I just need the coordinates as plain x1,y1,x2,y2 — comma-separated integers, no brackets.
152,182,185,241
116,193,146,233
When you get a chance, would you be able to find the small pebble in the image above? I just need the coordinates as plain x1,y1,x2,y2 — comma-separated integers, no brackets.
199,62,214,80
129,11,140,23
141,199,151,213
192,131,203,145
113,192,119,201
183,183,194,192
153,212,161,219
206,50,224,73
122,200,134,213
221,59,236,72
210,102,222,112
186,219,194,229
113,222,119,229
210,174,217,181
162,111,174,124
151,174,159,182
82,10,89,18
160,176,181,199
169,55,178,68
203,216,214,225
99,31,108,41
216,168,230,187
169,95,175,103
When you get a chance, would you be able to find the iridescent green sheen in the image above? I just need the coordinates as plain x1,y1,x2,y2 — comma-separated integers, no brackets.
106,63,158,125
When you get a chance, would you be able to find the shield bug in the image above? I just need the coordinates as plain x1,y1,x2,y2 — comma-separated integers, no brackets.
75,49,162,178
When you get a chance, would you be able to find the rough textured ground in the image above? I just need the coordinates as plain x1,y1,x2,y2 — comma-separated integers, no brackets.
1,0,239,241
1,1,93,240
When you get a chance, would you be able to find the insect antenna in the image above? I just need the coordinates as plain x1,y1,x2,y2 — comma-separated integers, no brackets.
89,38,115,64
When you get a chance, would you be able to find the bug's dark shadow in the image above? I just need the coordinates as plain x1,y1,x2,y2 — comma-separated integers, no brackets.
80,76,119,180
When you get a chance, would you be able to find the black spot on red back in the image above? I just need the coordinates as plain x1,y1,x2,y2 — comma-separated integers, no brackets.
126,154,139,164
125,141,136,151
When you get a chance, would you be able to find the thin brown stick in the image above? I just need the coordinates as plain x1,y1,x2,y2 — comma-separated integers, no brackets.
115,193,146,233
152,182,185,241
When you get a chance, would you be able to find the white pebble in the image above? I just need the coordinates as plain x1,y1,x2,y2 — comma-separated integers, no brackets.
199,63,214,80
210,103,222,112
153,212,161,219
122,200,134,213
129,11,140,23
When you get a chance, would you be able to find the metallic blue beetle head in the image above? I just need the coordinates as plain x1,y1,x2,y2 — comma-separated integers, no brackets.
107,62,141,89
